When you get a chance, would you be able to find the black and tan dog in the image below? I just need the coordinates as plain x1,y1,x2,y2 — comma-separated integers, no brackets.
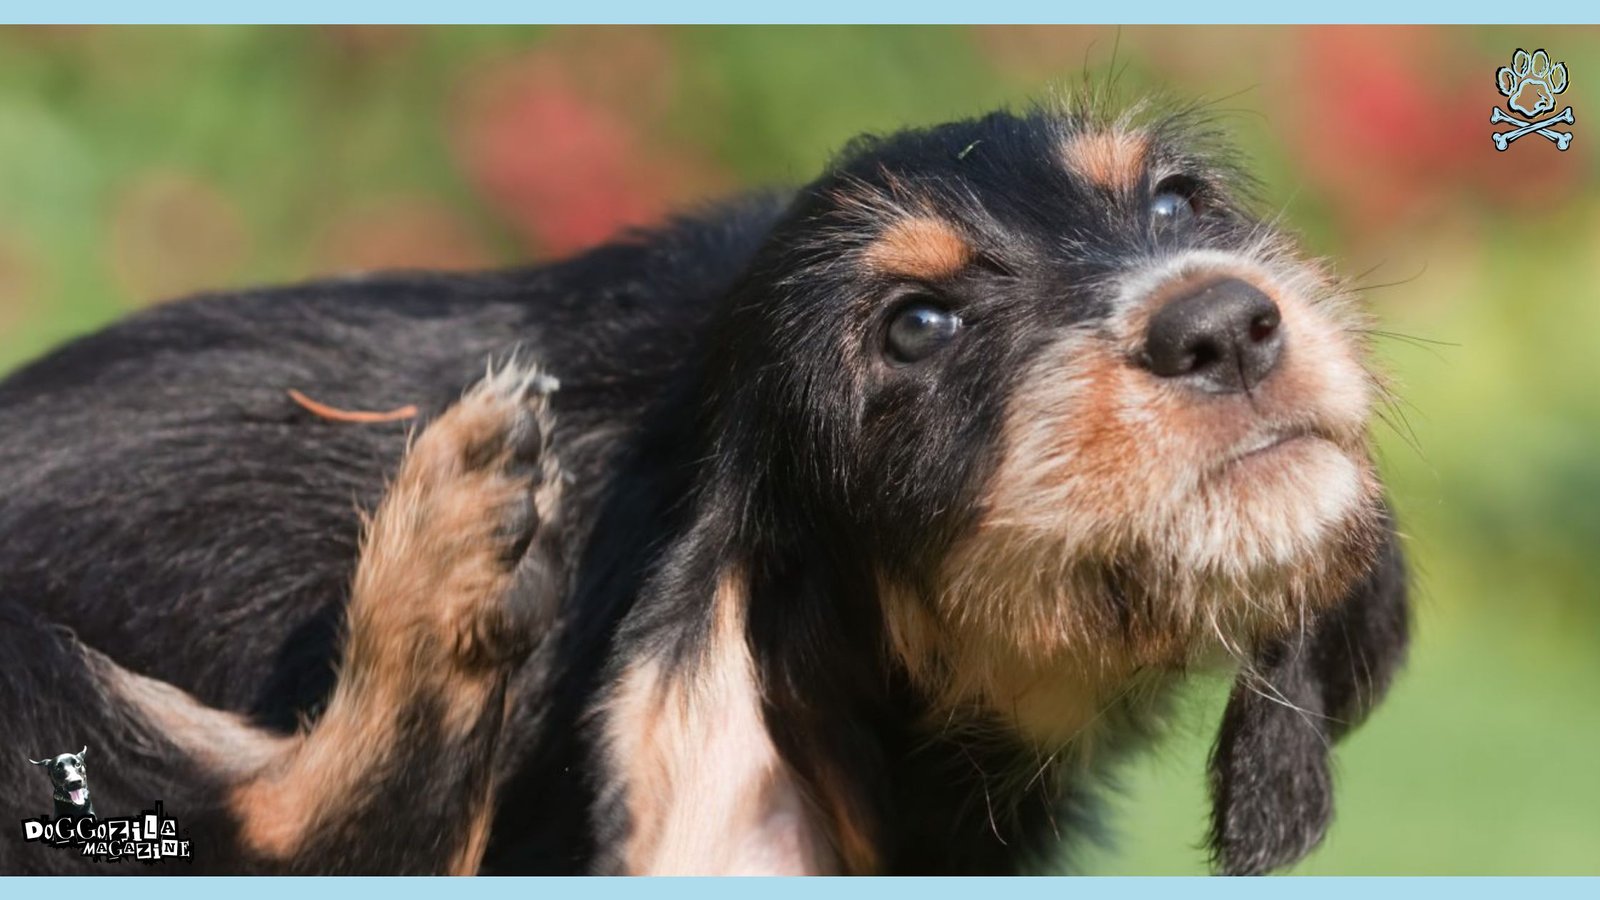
0,100,1409,875
29,748,95,818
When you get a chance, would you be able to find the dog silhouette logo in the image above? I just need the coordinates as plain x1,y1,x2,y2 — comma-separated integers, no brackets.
1493,49,1574,151
20,750,194,863
29,746,94,817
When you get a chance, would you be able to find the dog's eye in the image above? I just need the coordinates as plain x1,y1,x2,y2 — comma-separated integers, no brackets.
1150,175,1202,229
886,301,962,364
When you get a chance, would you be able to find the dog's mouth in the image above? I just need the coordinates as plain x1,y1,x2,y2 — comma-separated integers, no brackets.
1231,427,1308,457
1216,426,1334,473
67,787,88,805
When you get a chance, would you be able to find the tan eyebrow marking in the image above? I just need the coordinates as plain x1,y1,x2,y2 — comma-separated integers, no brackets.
861,216,973,281
1062,130,1150,191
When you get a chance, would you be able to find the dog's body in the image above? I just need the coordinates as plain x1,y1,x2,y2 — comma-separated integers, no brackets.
30,749,95,818
0,105,1409,875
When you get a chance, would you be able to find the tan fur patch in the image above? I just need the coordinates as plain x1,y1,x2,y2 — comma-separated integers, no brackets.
600,568,841,875
233,363,561,868
445,686,514,877
861,216,973,281
880,580,1136,751
344,374,560,684
1062,130,1149,192
91,651,290,780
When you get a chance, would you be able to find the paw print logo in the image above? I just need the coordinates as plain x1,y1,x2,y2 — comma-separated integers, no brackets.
1492,48,1574,151
1498,49,1567,116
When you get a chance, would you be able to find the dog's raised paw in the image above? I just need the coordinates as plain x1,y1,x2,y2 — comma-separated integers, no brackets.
355,358,563,671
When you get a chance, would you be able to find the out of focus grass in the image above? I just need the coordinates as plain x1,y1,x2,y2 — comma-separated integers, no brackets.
1,25,1596,874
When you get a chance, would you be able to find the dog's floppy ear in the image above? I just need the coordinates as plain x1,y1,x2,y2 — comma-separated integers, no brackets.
28,756,49,766
1208,506,1410,875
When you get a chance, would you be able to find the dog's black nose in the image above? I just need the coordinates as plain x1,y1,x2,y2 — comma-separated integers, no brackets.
1141,277,1283,393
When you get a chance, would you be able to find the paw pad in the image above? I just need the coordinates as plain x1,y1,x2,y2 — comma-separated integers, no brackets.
1498,48,1568,117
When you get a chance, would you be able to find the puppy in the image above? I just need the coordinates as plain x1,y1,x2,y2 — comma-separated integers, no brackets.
29,749,95,818
0,100,1409,875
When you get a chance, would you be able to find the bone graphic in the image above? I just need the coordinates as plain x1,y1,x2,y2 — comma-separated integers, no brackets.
1490,107,1574,150
1492,106,1575,151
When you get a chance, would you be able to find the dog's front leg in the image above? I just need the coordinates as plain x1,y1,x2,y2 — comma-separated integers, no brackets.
228,363,563,874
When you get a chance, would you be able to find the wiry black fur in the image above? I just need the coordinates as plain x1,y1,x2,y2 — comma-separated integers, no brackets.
0,104,1410,874
1208,510,1411,875
5,605,246,871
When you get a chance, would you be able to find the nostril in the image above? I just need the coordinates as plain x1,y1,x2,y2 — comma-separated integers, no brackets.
1247,310,1279,344
1188,339,1221,373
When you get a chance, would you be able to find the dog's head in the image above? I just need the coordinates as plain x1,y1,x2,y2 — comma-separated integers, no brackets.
30,747,92,809
689,103,1409,873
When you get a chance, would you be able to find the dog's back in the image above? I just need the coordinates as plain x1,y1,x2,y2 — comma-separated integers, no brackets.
0,197,782,872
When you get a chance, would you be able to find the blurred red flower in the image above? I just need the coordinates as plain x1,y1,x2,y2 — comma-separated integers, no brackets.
451,29,726,258
1276,27,1581,238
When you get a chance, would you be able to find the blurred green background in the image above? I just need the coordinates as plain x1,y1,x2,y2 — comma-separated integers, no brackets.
1,25,1596,875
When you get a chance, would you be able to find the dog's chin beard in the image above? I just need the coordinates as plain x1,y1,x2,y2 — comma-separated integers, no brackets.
1098,484,1386,655
881,464,1385,751
917,497,1369,672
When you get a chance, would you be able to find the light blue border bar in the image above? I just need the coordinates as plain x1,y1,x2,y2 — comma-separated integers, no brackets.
1,876,1599,893
1,7,1594,895
2,5,1599,24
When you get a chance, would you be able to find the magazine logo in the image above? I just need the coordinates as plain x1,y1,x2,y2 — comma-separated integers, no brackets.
21,801,192,864
1492,48,1574,151
24,747,192,864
